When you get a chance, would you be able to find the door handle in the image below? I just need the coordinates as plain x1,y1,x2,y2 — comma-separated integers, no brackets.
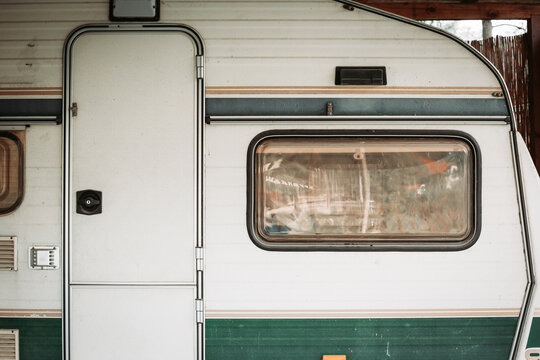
76,190,102,215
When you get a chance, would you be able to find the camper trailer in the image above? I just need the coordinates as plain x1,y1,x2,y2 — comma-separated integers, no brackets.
0,0,539,359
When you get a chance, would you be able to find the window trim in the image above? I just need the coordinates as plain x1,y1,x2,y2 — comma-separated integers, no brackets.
0,131,24,216
247,129,481,251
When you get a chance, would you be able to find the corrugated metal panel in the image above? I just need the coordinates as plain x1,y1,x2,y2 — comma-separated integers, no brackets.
0,0,501,88
0,20,437,41
161,1,383,21
3,39,474,61
0,329,19,360
0,126,62,310
204,39,455,58
0,237,17,271
0,3,106,22
205,123,526,311
0,41,63,60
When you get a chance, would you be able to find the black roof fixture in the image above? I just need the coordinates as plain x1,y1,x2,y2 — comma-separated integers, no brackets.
335,67,387,86
110,0,160,21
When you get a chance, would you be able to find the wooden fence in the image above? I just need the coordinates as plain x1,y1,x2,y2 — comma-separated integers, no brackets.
470,35,530,148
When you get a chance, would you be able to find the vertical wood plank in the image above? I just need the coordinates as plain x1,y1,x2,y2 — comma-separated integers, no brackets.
528,16,540,173
354,2,540,20
470,35,530,148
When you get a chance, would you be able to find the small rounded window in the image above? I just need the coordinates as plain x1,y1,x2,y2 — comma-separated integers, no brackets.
0,131,24,215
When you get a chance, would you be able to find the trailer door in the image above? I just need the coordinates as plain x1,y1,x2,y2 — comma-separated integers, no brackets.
65,28,201,360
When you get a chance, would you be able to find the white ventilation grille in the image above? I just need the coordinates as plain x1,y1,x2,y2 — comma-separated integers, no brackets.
0,237,17,271
0,329,19,360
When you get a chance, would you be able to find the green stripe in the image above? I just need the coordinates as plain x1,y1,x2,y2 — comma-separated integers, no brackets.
206,318,517,360
0,99,61,117
0,316,523,359
206,98,509,117
528,317,540,348
0,318,61,360
0,98,509,118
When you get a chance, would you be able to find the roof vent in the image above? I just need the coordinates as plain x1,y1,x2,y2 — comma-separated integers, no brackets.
335,66,387,86
110,0,159,21
0,236,17,271
0,329,19,360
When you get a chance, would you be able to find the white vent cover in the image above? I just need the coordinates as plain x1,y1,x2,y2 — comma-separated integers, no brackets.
0,237,17,271
0,329,19,360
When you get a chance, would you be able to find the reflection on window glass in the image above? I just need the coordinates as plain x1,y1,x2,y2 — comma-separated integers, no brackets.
255,137,473,242
0,132,24,215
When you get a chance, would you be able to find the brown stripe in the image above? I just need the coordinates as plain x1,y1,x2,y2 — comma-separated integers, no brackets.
208,308,520,313
0,91,62,96
0,87,62,91
206,89,497,95
0,313,61,318
206,86,501,90
0,309,62,312
0,312,62,318
206,308,522,318
0,310,61,318
206,311,520,318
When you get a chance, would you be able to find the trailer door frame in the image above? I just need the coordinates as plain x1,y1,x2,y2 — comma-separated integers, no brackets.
62,24,205,360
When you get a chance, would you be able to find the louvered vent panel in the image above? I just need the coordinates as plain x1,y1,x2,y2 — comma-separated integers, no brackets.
0,330,18,360
0,237,17,271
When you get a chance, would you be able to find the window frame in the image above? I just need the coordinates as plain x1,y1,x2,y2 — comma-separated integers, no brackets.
247,129,481,251
0,131,24,216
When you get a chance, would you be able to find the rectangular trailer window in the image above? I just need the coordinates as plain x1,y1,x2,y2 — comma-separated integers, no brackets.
0,132,24,215
249,133,477,249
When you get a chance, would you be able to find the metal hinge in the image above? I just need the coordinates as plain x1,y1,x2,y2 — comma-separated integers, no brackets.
70,102,78,117
195,299,204,323
196,55,204,79
195,247,204,271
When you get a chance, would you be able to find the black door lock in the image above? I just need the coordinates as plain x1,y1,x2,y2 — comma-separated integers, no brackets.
76,190,102,215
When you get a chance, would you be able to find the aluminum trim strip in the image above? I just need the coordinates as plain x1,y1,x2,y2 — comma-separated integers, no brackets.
62,23,205,360
207,115,509,121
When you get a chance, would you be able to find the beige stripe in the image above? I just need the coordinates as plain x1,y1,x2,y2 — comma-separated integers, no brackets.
0,86,500,97
0,309,61,318
0,309,60,311
0,312,61,318
207,86,502,90
206,85,502,96
208,307,520,313
207,312,519,319
0,308,528,319
0,87,62,91
206,89,498,95
206,308,521,319
0,90,62,96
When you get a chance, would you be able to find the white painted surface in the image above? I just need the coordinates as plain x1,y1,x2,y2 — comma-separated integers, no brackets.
68,30,198,359
70,32,196,283
204,123,527,313
516,133,540,357
71,286,195,360
0,126,62,309
0,0,531,333
0,0,501,89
